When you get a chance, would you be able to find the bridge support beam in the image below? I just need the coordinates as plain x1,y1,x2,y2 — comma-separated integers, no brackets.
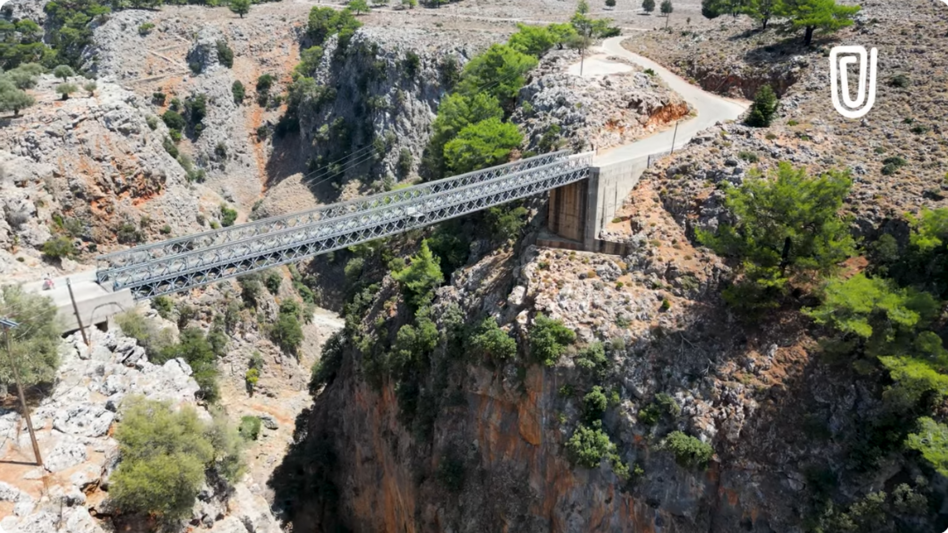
544,159,647,255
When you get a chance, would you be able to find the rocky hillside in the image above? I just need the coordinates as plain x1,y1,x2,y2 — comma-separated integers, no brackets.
516,50,691,153
0,75,206,280
0,326,281,533
626,0,948,227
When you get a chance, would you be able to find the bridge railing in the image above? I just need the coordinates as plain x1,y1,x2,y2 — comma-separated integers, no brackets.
95,150,571,280
111,152,593,298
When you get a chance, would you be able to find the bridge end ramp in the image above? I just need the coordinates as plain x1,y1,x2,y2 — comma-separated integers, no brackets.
17,270,135,334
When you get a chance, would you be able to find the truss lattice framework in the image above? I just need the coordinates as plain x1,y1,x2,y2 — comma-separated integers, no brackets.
101,152,593,299
95,151,571,279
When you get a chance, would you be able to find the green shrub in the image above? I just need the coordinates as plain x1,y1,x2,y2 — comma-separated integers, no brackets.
397,148,413,178
189,61,202,75
138,22,155,36
157,328,221,402
238,415,262,441
238,273,263,308
888,74,910,88
152,295,173,319
52,64,74,81
529,314,575,366
55,82,77,100
471,316,517,361
393,240,444,309
737,151,759,163
271,310,304,357
402,51,420,77
638,392,680,426
745,85,778,127
566,422,616,468
216,40,234,68
664,431,713,468
0,286,61,387
110,397,244,522
486,204,528,242
574,342,608,377
232,80,245,104
583,386,608,423
220,205,238,227
306,6,362,48
115,310,174,361
881,156,906,176
264,270,282,294
161,109,186,132
41,235,74,259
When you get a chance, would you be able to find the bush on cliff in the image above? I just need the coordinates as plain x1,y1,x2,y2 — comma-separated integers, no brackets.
110,397,244,522
529,314,576,366
393,240,444,310
664,431,713,468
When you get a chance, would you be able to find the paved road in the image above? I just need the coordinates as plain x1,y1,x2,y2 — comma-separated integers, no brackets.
590,36,749,166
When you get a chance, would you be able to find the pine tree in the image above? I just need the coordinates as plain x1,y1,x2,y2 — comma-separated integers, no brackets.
661,0,673,15
605,0,616,7
701,0,721,18
393,240,444,309
642,0,656,12
697,163,855,310
745,85,779,127
783,0,860,45
229,0,250,18
737,0,780,28
348,0,370,14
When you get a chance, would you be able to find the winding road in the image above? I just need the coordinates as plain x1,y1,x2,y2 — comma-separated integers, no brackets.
580,36,749,166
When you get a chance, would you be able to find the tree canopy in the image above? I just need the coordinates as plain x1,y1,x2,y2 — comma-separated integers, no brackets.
443,117,522,174
393,240,444,309
746,85,779,127
698,163,855,309
456,44,538,110
783,0,860,45
110,397,244,522
0,286,60,388
229,0,250,17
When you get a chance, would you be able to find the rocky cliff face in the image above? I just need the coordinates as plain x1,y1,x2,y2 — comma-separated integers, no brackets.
289,27,492,194
0,75,205,279
272,210,859,533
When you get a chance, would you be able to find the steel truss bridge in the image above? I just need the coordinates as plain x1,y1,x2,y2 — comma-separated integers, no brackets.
95,151,594,299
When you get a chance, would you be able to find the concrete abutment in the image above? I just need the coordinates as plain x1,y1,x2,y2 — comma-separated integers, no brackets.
543,159,647,255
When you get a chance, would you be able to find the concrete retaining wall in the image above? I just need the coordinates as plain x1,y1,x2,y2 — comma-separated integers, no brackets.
545,157,647,255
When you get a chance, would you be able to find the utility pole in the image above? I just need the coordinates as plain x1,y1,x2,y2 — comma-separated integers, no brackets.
66,278,89,347
2,319,43,467
669,120,680,155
